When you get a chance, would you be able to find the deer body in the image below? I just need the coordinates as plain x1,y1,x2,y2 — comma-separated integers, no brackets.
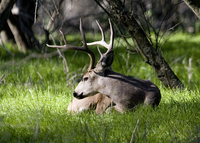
74,69,161,112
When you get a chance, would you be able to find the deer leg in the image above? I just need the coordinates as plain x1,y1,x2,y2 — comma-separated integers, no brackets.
95,94,112,114
105,103,124,113
144,92,161,108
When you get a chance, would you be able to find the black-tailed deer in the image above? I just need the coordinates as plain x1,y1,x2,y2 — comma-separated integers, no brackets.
47,19,161,113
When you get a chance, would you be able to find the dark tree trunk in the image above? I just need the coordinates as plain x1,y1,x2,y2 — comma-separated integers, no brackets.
183,0,200,19
102,0,184,89
0,0,16,31
0,21,14,43
7,14,28,52
0,0,41,52
15,0,41,50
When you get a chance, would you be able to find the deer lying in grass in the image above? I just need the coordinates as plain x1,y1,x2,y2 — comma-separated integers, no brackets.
47,19,161,113
67,93,111,114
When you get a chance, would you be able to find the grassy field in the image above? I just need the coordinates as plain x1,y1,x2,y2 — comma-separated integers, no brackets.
0,32,200,142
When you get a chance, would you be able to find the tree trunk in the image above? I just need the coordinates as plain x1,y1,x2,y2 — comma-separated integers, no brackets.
0,0,16,31
7,15,27,52
14,0,41,51
183,0,200,19
103,0,184,89
0,0,42,52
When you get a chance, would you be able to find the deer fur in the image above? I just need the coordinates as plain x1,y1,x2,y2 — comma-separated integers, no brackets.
73,69,161,113
67,93,112,114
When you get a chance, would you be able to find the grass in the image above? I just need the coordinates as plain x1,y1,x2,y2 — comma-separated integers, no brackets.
0,32,200,142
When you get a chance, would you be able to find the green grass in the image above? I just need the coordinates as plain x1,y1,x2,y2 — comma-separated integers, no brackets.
0,32,200,142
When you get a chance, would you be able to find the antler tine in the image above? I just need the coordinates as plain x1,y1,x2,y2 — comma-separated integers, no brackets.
46,30,68,49
108,19,114,51
79,19,96,70
96,20,105,42
79,19,87,47
46,19,95,71
59,30,68,46
87,19,114,52
87,19,114,66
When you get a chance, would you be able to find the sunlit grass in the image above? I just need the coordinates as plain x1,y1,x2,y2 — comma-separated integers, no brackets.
0,32,200,142
0,86,199,142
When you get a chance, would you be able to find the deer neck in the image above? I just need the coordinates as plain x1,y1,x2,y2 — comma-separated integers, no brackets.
96,69,122,98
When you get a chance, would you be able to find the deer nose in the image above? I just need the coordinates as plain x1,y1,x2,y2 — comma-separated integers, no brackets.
73,92,78,97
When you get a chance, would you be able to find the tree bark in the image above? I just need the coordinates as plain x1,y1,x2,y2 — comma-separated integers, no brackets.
103,0,184,89
14,0,42,51
0,0,42,52
183,0,200,19
0,0,16,31
7,15,27,52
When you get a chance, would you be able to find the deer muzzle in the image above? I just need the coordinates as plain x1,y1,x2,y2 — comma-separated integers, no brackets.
73,91,84,99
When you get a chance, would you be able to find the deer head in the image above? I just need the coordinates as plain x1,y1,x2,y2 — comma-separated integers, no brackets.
47,19,114,99
73,19,114,99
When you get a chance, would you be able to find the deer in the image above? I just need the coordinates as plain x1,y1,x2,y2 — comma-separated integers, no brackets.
47,19,161,113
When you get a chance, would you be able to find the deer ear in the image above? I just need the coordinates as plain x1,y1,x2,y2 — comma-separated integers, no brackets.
94,51,113,74
102,51,114,68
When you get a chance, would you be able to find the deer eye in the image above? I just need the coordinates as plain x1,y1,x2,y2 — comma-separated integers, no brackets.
83,77,88,82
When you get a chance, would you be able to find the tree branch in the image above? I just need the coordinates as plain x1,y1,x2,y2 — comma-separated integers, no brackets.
99,0,184,89
183,0,200,19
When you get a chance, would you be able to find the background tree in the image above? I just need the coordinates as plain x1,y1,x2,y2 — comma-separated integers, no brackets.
0,0,40,52
183,0,200,19
94,0,186,89
0,0,64,52
0,0,16,31
0,0,199,89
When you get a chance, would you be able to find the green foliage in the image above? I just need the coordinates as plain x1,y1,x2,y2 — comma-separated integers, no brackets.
0,32,200,142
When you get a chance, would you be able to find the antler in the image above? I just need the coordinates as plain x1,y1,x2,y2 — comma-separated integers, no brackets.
46,19,95,71
87,19,114,72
